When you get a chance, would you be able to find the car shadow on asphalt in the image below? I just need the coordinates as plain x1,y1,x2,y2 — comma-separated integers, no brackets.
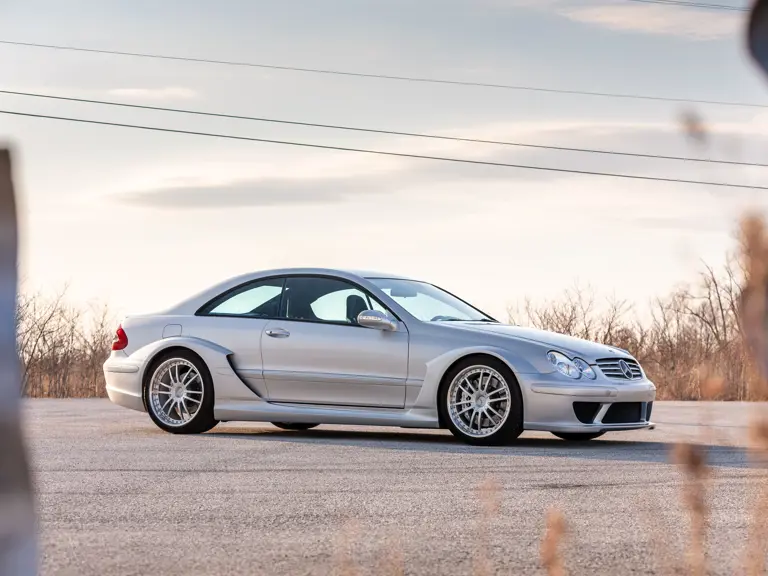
204,427,750,468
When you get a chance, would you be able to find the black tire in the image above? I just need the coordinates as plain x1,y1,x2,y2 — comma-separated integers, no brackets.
271,422,319,431
144,349,218,434
552,432,605,441
438,356,524,446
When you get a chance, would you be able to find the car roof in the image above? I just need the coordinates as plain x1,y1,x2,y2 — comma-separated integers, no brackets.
232,267,417,282
161,267,420,315
341,268,415,280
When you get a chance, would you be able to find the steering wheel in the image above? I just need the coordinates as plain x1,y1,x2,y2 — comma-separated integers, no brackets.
430,315,461,321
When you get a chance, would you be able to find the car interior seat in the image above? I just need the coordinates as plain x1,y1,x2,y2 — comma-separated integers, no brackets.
346,294,369,324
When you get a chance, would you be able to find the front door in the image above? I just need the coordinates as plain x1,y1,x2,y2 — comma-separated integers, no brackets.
260,276,409,408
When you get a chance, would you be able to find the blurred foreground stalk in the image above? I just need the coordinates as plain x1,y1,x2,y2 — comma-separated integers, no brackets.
0,148,37,575
738,212,768,576
740,213,768,398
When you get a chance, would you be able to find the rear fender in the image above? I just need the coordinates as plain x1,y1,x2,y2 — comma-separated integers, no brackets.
132,336,260,403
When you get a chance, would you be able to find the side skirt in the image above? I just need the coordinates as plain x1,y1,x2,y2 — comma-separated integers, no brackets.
214,400,440,428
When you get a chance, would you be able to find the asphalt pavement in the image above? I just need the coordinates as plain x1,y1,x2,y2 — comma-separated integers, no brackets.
23,399,767,575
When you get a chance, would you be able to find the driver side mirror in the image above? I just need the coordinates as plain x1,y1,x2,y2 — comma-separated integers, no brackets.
357,310,398,331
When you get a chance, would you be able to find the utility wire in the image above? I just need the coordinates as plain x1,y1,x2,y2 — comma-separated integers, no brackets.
3,89,764,169
0,39,764,109
624,0,748,10
1,108,765,191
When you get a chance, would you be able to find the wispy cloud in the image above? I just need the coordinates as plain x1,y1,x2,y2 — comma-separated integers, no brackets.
505,0,742,40
115,176,391,208
105,87,198,101
561,3,742,40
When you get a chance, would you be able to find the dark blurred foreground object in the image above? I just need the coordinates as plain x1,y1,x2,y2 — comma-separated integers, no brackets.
0,148,36,574
749,0,768,78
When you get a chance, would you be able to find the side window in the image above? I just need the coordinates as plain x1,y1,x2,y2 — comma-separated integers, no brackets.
202,278,284,317
282,277,391,324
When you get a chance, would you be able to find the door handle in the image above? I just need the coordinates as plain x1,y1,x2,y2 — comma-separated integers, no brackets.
265,328,290,338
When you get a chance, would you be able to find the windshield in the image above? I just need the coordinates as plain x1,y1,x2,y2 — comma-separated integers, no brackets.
370,278,495,322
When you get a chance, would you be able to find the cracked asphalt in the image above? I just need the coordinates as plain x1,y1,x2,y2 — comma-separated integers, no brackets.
23,399,767,575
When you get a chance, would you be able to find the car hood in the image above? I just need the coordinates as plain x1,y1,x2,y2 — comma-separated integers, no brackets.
441,322,633,362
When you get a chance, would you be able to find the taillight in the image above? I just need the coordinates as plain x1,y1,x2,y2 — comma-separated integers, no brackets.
112,325,128,351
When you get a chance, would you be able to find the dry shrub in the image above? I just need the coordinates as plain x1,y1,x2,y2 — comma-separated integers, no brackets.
332,521,405,576
540,508,566,576
375,533,404,576
671,443,710,576
333,520,361,576
737,213,768,575
473,477,501,576
16,289,114,398
744,416,768,576
738,213,768,400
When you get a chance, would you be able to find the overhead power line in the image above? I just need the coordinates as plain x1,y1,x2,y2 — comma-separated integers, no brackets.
624,0,748,11
0,39,764,109
3,89,764,168
0,108,764,191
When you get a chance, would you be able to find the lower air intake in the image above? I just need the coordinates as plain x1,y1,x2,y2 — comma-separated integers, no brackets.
573,402,601,424
602,402,643,424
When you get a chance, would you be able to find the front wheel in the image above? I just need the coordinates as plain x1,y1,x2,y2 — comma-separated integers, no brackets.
552,432,605,441
271,422,319,431
439,357,524,446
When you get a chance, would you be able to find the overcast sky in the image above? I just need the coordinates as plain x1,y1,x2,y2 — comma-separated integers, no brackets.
0,0,765,320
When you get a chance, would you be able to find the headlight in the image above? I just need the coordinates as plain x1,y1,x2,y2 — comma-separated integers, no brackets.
572,357,597,380
547,351,596,380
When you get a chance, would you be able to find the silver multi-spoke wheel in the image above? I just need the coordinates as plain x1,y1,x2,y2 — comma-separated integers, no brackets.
447,365,511,438
148,358,204,427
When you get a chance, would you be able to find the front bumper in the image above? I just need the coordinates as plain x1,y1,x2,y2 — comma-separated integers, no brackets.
520,373,656,433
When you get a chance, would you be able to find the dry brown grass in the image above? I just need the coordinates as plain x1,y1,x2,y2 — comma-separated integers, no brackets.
540,509,567,576
744,417,768,576
737,213,768,575
17,289,113,398
473,477,502,576
671,443,710,576
333,520,361,576
374,533,404,576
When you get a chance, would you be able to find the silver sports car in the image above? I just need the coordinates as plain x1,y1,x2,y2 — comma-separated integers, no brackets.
103,268,656,445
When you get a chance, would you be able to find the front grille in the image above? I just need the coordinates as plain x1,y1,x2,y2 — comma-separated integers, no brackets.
596,357,643,380
646,401,653,421
602,402,643,424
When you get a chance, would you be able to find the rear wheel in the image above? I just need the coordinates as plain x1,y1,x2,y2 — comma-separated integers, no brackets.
552,432,605,441
439,357,523,446
271,422,319,431
144,350,218,434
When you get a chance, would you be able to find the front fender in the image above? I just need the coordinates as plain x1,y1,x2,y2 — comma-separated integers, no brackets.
410,345,533,418
132,336,259,403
